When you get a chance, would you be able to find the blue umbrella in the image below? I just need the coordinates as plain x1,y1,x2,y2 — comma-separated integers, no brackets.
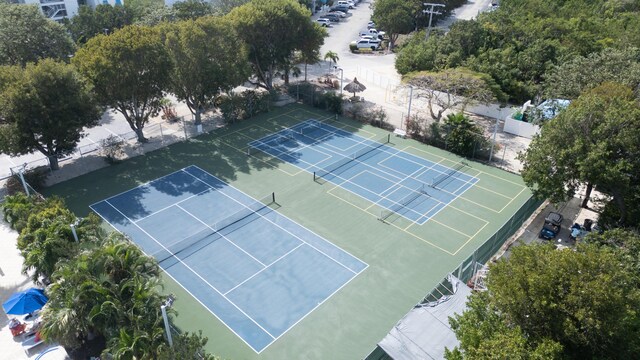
2,288,48,315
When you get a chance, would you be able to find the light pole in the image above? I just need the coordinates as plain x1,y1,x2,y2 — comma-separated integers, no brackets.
423,3,445,40
489,105,505,162
335,66,344,96
406,85,414,129
161,294,175,348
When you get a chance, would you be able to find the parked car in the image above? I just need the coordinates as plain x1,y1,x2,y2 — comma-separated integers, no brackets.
367,21,376,29
539,212,563,240
359,35,380,44
316,18,332,27
328,10,348,18
330,5,350,13
360,28,386,38
352,39,380,51
323,13,341,22
337,0,354,9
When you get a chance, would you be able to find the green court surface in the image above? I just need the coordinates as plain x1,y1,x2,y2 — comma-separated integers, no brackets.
44,103,534,359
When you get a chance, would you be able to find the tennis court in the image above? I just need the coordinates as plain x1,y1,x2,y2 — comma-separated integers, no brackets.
248,119,479,225
45,104,535,360
89,165,367,353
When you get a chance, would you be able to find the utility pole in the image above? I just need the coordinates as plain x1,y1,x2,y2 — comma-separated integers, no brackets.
423,3,445,40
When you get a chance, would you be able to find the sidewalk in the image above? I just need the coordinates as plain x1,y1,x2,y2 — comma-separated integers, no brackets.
0,219,68,359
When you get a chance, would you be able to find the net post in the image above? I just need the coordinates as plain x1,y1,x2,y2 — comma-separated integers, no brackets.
246,147,250,156
387,134,390,143
313,171,317,182
272,192,275,204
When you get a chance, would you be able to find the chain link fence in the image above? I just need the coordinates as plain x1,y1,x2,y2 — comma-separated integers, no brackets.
3,113,225,183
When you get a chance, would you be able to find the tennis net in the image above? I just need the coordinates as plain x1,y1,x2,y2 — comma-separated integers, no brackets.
430,162,467,189
379,184,429,222
314,134,390,182
151,192,276,264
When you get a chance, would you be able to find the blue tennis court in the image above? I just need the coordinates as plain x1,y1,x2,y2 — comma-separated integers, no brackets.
89,165,367,353
249,119,479,224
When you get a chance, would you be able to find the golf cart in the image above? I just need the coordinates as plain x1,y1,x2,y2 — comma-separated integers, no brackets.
539,212,563,240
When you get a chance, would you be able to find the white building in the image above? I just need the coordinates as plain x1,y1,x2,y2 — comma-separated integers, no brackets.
9,0,123,22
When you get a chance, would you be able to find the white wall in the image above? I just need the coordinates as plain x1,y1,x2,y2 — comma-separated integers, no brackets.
503,117,540,139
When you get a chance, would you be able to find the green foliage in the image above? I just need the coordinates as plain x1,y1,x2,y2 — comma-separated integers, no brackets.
64,5,133,44
395,1,640,102
218,90,271,123
1,192,47,232
0,59,102,170
173,0,214,20
405,68,498,122
544,47,640,99
226,0,325,90
315,91,343,115
157,331,220,360
448,242,640,359
161,17,250,125
0,3,75,66
124,0,165,22
585,229,640,275
371,0,416,50
73,25,172,142
41,232,165,354
441,113,489,158
519,83,640,225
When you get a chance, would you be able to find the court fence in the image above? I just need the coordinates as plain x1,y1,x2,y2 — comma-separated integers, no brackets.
450,195,542,285
2,114,226,183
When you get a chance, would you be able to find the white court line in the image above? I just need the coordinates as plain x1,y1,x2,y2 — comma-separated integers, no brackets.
175,204,268,267
133,187,212,223
89,203,271,354
223,243,304,296
101,198,279,341
186,166,365,275
88,168,187,208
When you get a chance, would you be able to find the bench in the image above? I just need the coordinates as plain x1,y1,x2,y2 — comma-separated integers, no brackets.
22,333,44,355
393,128,407,138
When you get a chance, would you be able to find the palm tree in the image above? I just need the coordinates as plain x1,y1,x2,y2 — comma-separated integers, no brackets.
324,50,339,68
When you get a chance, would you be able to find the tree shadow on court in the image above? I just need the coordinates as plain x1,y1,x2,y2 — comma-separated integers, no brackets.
42,104,369,216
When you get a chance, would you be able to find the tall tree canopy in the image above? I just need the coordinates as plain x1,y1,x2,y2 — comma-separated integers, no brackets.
404,68,499,122
161,17,249,125
0,60,101,170
226,0,325,90
0,3,75,66
519,83,640,226
396,0,640,102
371,0,416,51
447,242,640,359
73,25,172,142
64,4,133,44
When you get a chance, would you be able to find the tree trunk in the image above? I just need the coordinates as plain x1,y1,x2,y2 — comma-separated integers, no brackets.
134,128,147,143
48,154,59,171
304,63,308,82
194,107,202,126
581,182,593,208
611,188,627,225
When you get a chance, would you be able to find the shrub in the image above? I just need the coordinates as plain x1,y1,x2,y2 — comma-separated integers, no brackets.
101,135,126,164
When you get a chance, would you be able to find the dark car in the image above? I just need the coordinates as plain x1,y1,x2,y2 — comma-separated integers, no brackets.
539,212,563,240
330,5,350,13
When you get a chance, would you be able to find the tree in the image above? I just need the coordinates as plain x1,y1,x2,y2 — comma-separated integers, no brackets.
227,0,326,90
371,0,415,51
544,47,640,99
173,0,213,20
323,50,339,68
0,3,75,66
41,233,165,354
0,59,102,170
519,83,640,224
73,25,172,142
64,5,133,44
161,17,249,125
441,113,489,158
405,68,498,122
447,243,640,359
157,331,220,360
